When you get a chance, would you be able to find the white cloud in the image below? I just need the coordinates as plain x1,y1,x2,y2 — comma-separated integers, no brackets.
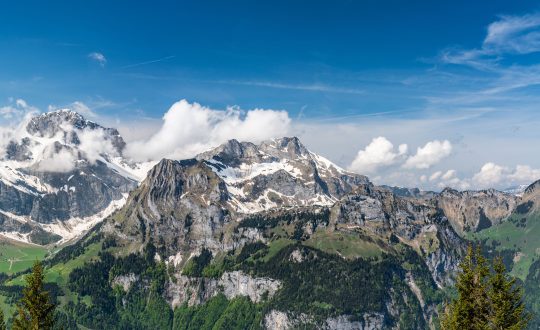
484,14,540,54
36,148,76,173
78,128,118,164
88,52,107,67
125,99,291,161
441,13,540,69
429,171,442,181
0,98,39,120
508,165,540,183
470,163,540,188
472,162,506,187
348,137,407,174
420,163,540,191
403,140,452,169
441,169,456,181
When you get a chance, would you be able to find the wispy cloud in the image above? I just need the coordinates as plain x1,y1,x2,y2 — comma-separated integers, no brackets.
441,13,540,68
214,80,365,95
120,55,176,69
88,52,107,67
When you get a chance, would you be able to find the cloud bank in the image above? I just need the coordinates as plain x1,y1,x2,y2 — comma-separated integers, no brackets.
125,99,291,161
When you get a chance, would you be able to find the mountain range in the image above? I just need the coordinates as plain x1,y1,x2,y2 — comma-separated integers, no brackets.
1,110,540,329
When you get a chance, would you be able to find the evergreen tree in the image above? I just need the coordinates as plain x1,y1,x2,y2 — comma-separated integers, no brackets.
489,256,530,329
0,308,6,330
441,246,531,330
12,260,55,330
441,245,490,330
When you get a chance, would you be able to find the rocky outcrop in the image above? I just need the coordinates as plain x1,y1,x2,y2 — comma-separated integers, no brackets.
263,310,385,330
324,314,384,330
112,273,139,291
435,188,517,233
331,184,464,285
264,310,292,330
165,271,281,308
104,158,232,257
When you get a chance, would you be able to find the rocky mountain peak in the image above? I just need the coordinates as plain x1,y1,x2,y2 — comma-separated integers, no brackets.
197,139,261,167
260,136,310,159
0,110,149,245
27,109,92,136
24,109,126,155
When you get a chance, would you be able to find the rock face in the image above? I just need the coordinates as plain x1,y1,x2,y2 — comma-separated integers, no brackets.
164,271,281,308
0,110,148,244
112,273,139,291
220,271,281,303
434,188,517,233
331,184,464,285
263,310,385,330
104,158,232,257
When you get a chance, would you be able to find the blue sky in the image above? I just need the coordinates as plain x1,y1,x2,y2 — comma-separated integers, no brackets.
2,0,540,190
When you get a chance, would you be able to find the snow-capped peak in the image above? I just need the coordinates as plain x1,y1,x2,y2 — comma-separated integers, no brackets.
0,110,154,245
197,137,369,213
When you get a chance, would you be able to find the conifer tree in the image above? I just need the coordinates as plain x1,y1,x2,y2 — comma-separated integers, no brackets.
441,245,490,330
0,308,6,330
441,245,531,330
489,256,531,329
12,260,55,330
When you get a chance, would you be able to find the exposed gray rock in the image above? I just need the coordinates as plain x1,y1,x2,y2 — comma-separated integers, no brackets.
165,271,281,308
264,310,291,330
324,314,384,330
435,188,517,233
112,273,139,291
219,271,281,303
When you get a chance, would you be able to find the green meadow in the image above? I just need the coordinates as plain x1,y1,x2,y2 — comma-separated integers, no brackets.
0,238,48,275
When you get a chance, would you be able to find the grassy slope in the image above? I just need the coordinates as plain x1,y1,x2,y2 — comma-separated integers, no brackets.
0,238,49,275
470,213,540,280
303,230,383,259
2,238,103,320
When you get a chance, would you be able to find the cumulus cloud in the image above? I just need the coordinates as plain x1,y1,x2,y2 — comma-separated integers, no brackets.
348,137,407,174
88,52,107,67
403,140,452,169
424,163,540,191
508,165,540,183
472,162,506,187
125,99,291,161
470,163,540,189
437,169,471,190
